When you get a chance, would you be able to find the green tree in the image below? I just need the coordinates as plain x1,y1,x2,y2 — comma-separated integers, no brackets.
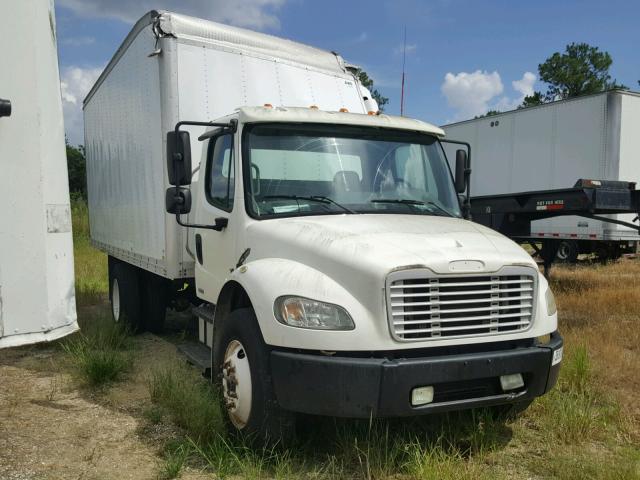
355,69,389,111
521,42,626,108
474,109,501,118
66,140,87,199
520,91,545,108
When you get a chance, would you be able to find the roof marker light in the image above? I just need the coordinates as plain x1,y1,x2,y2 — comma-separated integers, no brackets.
263,103,273,108
367,111,376,115
309,105,319,110
339,108,349,113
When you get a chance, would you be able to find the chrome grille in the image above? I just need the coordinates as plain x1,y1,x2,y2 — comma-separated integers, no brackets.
386,268,536,341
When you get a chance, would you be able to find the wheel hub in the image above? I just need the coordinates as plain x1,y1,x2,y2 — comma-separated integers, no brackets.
111,278,121,322
222,340,252,428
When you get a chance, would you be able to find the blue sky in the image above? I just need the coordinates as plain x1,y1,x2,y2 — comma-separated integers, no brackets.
56,0,639,145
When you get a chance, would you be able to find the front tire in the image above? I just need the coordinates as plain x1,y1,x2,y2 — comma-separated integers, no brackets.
212,308,295,443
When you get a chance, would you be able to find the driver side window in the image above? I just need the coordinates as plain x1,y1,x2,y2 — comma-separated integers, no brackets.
206,134,234,211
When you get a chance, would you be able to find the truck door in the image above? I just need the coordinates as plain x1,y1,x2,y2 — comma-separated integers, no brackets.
193,132,239,302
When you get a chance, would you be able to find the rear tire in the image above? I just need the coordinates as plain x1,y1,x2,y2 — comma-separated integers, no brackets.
140,272,168,333
212,308,295,444
109,262,143,332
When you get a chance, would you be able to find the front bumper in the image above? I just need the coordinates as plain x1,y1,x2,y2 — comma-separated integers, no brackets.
270,332,563,417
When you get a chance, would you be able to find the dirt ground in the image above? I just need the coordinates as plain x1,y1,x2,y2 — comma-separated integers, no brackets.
0,330,208,480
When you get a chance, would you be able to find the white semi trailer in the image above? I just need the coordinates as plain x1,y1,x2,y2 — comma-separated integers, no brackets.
443,90,640,262
85,11,562,440
0,0,78,348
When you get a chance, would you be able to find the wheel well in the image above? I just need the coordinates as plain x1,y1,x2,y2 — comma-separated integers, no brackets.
215,281,254,325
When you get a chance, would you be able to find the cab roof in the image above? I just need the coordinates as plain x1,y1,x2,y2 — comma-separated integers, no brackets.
212,106,445,137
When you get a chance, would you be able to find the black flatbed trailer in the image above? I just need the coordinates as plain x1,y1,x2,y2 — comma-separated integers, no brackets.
470,179,640,274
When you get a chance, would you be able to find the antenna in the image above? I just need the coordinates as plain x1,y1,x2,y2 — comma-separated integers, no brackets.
400,27,407,116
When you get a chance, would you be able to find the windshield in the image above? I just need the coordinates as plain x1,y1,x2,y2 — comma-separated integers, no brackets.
244,124,461,219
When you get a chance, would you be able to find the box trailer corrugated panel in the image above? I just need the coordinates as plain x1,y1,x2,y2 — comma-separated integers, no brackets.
0,1,78,348
618,93,640,195
84,24,171,276
84,11,368,280
443,91,640,240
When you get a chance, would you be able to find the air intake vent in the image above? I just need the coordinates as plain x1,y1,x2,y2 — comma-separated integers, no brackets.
386,267,536,341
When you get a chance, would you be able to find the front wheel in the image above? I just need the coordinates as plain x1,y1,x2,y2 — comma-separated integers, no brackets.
212,308,295,443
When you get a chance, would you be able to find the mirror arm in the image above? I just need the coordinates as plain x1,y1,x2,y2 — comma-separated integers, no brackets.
174,118,238,139
169,118,237,229
175,213,228,231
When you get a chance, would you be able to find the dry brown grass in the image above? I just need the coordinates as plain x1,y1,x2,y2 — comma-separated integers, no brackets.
551,259,640,429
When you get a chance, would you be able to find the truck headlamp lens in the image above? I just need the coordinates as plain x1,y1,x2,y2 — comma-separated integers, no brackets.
274,296,355,330
545,288,557,316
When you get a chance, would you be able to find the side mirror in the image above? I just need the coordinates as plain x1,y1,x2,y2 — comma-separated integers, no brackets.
454,149,468,194
165,187,192,214
166,131,192,185
0,98,11,118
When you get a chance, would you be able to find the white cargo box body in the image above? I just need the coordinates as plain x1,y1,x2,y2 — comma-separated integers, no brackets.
0,1,78,348
443,91,640,241
84,11,368,279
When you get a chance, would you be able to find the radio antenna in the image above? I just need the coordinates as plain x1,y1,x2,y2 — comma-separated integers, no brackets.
400,27,407,116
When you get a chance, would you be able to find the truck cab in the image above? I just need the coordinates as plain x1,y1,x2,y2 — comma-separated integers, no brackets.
166,105,563,438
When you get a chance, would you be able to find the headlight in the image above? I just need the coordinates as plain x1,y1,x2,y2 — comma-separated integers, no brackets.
274,296,355,330
545,288,557,316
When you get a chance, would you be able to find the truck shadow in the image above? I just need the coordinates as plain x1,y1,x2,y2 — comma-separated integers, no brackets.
294,409,514,457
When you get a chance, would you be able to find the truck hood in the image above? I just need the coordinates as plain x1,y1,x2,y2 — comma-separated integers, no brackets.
246,214,536,279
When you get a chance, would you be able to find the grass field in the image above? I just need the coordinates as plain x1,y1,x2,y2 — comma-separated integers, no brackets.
67,200,640,479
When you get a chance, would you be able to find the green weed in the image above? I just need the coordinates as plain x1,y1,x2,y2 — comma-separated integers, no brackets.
61,317,132,387
148,363,224,444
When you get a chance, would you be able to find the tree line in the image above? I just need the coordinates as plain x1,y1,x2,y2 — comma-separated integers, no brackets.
482,42,632,117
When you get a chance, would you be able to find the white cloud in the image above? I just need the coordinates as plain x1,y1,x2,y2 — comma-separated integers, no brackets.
393,43,417,56
494,71,537,111
441,70,537,120
57,0,287,30
441,70,504,120
60,66,104,145
513,71,536,98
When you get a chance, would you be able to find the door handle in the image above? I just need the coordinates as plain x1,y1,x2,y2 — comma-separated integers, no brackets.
195,234,203,265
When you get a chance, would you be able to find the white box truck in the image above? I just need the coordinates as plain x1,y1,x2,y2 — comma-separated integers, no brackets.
84,11,562,440
0,0,78,348
443,90,640,262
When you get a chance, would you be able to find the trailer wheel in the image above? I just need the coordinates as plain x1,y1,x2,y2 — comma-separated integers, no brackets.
110,263,143,332
140,272,168,333
555,240,579,263
213,308,295,443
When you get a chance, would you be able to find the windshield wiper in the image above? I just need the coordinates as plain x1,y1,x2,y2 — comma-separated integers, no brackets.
371,198,454,217
263,195,357,214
